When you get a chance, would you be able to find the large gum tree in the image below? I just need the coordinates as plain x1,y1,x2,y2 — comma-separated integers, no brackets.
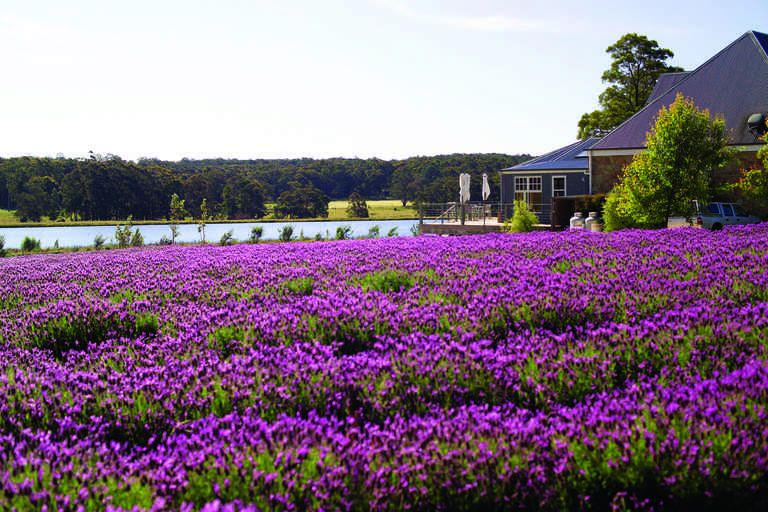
578,33,684,139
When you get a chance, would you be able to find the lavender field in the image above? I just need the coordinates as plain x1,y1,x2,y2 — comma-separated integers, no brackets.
1,226,768,511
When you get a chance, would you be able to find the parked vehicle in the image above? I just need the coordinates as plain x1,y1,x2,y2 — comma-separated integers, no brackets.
667,201,762,230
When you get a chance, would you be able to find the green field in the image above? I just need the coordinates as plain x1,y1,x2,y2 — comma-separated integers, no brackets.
326,199,416,220
0,209,22,226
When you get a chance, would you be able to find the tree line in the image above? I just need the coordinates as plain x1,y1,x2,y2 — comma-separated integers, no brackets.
0,153,529,222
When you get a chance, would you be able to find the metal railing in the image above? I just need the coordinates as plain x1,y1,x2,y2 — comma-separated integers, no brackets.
419,202,552,226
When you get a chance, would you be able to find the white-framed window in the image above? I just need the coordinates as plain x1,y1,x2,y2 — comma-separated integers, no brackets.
552,176,566,198
514,176,542,209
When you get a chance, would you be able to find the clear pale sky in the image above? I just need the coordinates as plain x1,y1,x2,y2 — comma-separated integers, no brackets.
1,0,765,162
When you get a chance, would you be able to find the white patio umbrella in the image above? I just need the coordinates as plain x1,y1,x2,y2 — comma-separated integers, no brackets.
482,173,491,225
459,173,471,204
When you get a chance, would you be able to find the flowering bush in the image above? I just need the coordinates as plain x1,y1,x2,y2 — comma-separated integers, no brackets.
1,225,768,510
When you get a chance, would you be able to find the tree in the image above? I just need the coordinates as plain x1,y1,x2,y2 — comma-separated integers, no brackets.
275,182,329,219
114,215,134,249
578,33,684,139
606,94,734,230
390,167,417,207
198,198,211,242
233,177,266,219
346,192,369,218
15,175,59,222
169,193,186,244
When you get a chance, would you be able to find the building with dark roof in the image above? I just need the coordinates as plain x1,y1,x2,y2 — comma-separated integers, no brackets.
500,30,768,220
587,30,768,194
499,138,599,219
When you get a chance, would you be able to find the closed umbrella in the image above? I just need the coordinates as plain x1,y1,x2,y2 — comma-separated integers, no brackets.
482,173,490,224
459,173,471,204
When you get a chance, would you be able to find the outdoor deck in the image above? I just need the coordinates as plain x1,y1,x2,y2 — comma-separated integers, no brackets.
417,202,554,236
419,218,504,235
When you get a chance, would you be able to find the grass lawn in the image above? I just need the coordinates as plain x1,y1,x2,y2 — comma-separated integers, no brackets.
0,209,23,226
326,199,416,220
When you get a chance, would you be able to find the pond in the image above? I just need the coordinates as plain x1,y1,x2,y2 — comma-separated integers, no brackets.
0,219,420,250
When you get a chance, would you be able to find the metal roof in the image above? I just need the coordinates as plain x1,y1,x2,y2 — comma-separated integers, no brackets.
501,138,600,172
591,30,768,151
645,72,689,105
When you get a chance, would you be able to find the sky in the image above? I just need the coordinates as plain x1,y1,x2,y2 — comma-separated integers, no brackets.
1,0,766,162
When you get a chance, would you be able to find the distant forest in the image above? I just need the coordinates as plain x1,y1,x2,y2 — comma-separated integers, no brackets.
0,153,531,222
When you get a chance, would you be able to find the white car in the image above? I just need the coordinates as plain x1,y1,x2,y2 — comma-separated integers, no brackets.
667,201,762,230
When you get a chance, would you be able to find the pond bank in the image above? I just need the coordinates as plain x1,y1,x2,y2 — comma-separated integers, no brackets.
0,219,420,250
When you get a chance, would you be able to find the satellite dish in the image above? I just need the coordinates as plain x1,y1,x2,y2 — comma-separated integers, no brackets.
747,112,767,141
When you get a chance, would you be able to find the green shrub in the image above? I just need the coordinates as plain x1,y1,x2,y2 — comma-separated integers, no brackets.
335,225,352,240
603,183,639,232
130,229,144,247
0,235,6,257
279,225,294,242
367,225,381,238
249,226,264,243
21,236,41,253
94,235,106,249
387,227,398,237
114,216,133,248
505,200,538,233
219,229,235,246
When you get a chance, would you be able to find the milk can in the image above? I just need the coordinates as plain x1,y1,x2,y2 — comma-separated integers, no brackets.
585,211,599,231
591,213,603,232
569,211,585,229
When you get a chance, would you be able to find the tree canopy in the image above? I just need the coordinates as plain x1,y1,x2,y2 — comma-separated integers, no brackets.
603,94,734,230
346,192,369,218
578,33,684,139
1,153,530,222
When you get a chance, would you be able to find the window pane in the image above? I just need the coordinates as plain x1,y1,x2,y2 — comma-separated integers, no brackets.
733,204,748,216
529,177,542,191
721,204,734,216
552,176,565,197
515,177,527,191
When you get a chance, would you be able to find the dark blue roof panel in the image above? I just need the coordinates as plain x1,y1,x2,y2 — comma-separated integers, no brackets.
592,30,768,150
646,72,689,105
755,31,768,55
502,138,599,172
